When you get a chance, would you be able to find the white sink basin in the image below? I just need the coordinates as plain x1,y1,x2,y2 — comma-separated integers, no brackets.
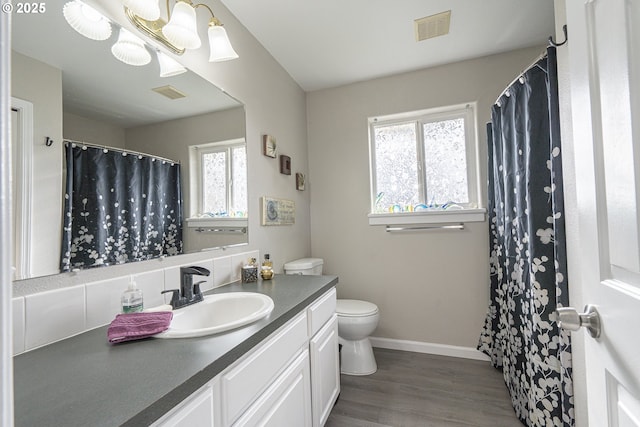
155,292,274,339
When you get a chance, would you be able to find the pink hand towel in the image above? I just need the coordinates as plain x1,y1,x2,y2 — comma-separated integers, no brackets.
107,312,173,344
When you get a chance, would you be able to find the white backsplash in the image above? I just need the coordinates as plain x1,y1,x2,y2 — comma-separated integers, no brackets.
12,250,259,355
24,285,86,351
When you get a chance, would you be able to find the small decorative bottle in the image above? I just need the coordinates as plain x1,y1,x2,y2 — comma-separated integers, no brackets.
261,254,274,280
121,279,144,313
241,258,258,283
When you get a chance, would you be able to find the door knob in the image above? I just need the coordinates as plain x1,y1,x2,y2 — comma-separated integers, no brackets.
556,304,601,338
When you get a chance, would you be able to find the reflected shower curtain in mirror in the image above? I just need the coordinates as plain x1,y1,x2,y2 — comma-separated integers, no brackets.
477,47,573,426
61,143,183,271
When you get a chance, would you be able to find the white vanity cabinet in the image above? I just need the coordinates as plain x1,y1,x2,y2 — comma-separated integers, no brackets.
153,287,339,427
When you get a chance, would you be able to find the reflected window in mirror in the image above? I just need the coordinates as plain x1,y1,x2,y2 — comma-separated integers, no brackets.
191,138,247,218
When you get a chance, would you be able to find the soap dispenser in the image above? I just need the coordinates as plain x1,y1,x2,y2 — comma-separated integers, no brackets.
121,279,144,313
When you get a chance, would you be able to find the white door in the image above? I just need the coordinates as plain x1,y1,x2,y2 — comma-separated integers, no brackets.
564,0,640,425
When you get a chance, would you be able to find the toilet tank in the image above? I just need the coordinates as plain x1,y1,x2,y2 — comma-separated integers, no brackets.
283,258,324,275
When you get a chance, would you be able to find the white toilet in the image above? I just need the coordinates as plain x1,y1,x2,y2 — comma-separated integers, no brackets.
283,258,380,376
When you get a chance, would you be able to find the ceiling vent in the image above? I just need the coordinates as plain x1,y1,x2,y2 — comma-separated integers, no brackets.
414,10,451,42
152,85,187,100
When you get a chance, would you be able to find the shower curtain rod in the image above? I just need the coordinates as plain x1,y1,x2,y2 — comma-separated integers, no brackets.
63,139,179,164
494,50,548,106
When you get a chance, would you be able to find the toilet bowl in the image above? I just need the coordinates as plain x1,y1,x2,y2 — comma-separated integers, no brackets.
283,258,380,376
336,299,379,375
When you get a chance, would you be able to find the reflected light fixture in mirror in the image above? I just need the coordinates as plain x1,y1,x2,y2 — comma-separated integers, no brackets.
157,51,187,77
124,0,239,62
111,28,152,66
62,0,112,41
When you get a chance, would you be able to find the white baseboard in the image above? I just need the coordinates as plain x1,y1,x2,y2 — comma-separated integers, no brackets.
369,336,490,361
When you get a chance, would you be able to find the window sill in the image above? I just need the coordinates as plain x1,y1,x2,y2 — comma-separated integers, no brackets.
185,217,248,228
368,208,486,226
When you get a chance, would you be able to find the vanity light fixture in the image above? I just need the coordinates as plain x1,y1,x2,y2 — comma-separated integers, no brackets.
111,28,152,66
162,0,201,49
62,1,190,77
157,50,187,77
206,18,238,62
121,0,160,21
63,0,112,41
123,0,239,62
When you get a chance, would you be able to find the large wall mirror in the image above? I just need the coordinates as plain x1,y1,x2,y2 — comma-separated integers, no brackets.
11,6,247,280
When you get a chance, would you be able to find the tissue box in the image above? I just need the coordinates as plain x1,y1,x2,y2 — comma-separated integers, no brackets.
241,266,258,283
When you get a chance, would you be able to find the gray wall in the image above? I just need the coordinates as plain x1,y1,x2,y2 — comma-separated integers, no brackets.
63,112,126,148
306,45,544,348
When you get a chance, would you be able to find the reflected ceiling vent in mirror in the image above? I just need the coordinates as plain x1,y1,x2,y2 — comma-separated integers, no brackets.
122,0,239,62
152,85,187,99
414,10,451,42
63,0,112,41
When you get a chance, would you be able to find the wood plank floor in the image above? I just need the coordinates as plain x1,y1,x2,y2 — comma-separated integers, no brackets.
325,348,524,427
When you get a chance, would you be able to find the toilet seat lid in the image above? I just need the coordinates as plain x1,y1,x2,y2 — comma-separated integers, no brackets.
336,299,378,317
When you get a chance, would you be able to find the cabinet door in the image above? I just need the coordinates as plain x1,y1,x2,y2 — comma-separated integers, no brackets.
233,350,312,427
310,315,340,427
154,385,214,427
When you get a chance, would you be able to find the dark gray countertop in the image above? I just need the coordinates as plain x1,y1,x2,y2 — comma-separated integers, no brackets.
14,274,338,427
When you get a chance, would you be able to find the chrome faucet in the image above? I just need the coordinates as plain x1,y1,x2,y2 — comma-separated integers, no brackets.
162,266,211,309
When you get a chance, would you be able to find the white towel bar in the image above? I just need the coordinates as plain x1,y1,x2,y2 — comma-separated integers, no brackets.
385,223,464,232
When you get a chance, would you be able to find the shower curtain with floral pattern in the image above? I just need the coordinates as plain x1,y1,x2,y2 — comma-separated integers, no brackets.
477,47,574,426
61,143,183,271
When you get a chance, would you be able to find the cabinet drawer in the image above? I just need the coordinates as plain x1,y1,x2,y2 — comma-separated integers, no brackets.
153,384,214,427
232,350,312,427
307,288,336,337
221,312,308,425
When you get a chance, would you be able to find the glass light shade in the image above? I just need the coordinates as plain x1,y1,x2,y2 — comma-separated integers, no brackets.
157,51,187,77
111,28,151,66
162,1,201,50
121,0,160,21
208,25,238,62
63,0,112,41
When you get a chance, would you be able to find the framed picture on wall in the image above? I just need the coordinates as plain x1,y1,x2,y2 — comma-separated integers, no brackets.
261,197,295,225
262,134,277,158
280,155,291,175
296,173,305,191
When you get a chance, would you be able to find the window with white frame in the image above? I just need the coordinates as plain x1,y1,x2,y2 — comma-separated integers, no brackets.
369,104,479,215
191,139,247,217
